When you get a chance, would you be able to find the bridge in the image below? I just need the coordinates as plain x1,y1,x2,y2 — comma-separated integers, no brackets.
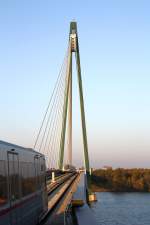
0,22,98,225
34,21,97,225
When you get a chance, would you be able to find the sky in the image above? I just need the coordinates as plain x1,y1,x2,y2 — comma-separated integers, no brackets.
0,0,150,168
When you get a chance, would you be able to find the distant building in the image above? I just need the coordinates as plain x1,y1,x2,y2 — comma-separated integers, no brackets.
102,166,112,170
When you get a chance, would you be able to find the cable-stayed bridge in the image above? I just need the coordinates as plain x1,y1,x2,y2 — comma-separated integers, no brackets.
34,22,90,173
0,22,97,225
33,21,97,224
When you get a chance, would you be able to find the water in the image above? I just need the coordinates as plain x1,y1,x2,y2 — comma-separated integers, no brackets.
90,192,150,225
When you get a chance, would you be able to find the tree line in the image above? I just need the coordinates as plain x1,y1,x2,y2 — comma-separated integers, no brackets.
91,168,150,192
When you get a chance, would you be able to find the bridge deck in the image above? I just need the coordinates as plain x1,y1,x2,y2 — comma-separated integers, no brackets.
41,172,81,225
41,172,98,225
73,173,98,225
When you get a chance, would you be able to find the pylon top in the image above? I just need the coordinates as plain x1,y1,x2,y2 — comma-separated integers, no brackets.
70,21,77,35
70,22,77,52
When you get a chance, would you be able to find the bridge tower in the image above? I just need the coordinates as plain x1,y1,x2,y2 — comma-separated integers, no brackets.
58,22,90,175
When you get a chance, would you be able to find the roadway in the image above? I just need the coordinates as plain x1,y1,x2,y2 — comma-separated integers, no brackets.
40,171,82,225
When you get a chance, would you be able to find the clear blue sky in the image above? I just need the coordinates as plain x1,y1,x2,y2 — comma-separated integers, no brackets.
0,0,150,168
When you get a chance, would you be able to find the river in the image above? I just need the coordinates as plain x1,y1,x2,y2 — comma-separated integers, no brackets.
90,192,150,225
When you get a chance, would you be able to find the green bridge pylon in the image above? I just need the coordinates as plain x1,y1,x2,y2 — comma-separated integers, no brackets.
58,22,95,200
58,21,90,173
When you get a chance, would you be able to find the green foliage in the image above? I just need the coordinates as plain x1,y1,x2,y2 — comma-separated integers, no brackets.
91,168,150,192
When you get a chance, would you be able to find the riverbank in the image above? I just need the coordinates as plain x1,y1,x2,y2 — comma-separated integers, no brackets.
91,184,112,192
91,185,150,192
91,168,150,192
